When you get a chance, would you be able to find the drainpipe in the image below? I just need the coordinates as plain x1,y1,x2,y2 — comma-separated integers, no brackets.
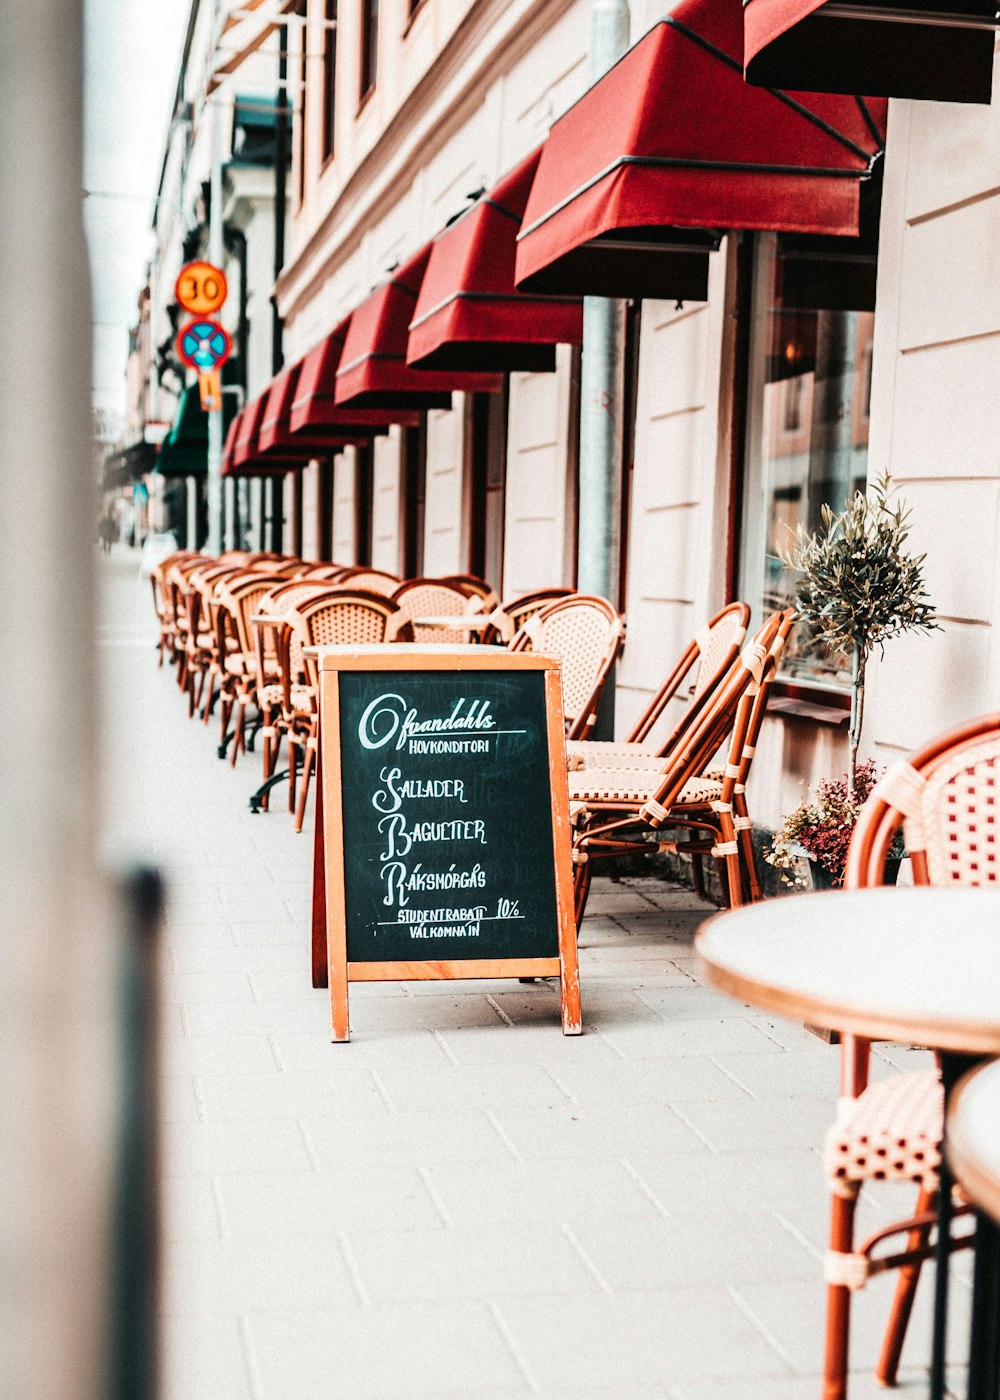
577,0,630,599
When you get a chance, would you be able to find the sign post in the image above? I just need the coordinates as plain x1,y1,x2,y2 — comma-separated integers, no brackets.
312,645,581,1040
175,253,229,552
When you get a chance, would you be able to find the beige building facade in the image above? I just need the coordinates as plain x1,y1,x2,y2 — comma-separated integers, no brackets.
265,0,999,829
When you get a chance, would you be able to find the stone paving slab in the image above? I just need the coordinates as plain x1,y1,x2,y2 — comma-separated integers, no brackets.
98,554,970,1399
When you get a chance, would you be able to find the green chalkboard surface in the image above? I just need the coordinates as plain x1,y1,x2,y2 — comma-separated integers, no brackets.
337,669,560,964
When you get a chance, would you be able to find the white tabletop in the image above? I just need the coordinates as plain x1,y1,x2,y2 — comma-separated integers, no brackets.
696,886,1000,1054
412,614,492,629
948,1061,1000,1225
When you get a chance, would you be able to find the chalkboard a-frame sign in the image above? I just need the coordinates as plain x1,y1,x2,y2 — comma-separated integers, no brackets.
311,645,581,1041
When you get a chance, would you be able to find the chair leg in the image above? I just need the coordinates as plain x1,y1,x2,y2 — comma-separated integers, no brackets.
288,739,299,814
735,797,763,903
229,703,245,768
824,1189,859,1400
875,1187,937,1388
573,858,593,927
294,737,316,833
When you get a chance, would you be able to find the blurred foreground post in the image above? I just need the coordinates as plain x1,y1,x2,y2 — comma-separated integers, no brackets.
0,3,119,1398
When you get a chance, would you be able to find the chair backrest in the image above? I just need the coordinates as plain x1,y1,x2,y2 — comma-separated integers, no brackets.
509,593,625,740
490,587,574,643
216,573,292,655
838,712,1000,1099
257,580,342,616
627,601,751,747
333,566,401,594
297,564,350,581
440,574,500,611
846,713,1000,891
715,609,795,802
290,590,414,690
391,578,481,643
638,610,786,823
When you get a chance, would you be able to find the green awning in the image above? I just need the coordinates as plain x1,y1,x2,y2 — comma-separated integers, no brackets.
154,385,237,479
104,439,158,489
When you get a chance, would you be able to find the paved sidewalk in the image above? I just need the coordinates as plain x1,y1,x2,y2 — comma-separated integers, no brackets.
99,550,969,1399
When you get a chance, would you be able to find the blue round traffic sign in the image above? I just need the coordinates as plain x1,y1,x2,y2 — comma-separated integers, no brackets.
176,318,232,372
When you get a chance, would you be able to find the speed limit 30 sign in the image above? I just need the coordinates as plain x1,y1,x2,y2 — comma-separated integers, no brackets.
175,260,228,316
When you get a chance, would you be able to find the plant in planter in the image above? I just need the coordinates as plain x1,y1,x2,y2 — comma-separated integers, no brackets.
777,472,939,796
765,761,904,888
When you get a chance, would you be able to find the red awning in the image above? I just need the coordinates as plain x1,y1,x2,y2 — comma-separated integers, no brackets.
514,0,887,301
744,0,996,103
231,396,268,467
290,321,422,434
257,361,373,454
222,410,301,477
225,393,359,477
335,246,504,408
407,149,583,374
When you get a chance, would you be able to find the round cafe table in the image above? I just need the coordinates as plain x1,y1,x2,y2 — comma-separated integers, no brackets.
696,886,1000,1400
948,1061,1000,1398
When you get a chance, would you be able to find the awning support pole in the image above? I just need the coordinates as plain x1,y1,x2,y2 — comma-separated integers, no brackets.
577,0,630,601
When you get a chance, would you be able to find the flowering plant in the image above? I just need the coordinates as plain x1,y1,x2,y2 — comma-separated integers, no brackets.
764,761,902,888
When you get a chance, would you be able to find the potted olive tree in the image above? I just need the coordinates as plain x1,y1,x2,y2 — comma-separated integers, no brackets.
766,473,938,889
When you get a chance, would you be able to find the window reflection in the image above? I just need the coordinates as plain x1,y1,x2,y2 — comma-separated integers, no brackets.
745,234,875,688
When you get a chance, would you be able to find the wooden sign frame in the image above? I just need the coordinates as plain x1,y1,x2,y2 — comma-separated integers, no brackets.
310,645,581,1041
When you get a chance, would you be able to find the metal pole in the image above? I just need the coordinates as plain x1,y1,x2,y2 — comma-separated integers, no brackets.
577,0,630,598
206,0,224,554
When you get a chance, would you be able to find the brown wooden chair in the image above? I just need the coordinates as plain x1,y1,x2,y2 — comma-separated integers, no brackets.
332,566,401,594
484,587,574,644
213,573,292,762
296,564,351,581
165,555,216,692
509,594,625,741
820,713,1000,1399
278,590,414,830
568,611,787,918
150,551,199,667
184,562,244,719
391,577,487,644
440,573,500,612
566,601,751,770
249,581,357,806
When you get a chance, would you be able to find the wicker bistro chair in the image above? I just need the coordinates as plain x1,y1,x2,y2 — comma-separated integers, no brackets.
819,713,1000,1400
213,573,292,762
182,562,242,719
566,601,751,770
391,577,488,644
249,581,356,807
296,564,352,581
484,587,575,644
440,574,500,612
279,591,414,831
331,566,401,595
509,594,625,741
150,551,199,666
165,555,217,692
568,611,787,918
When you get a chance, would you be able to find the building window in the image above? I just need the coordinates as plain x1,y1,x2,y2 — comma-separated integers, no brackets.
321,0,337,161
359,0,378,103
738,232,876,689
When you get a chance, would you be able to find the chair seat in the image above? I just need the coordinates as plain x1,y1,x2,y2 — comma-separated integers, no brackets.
258,683,311,709
224,653,256,677
566,738,659,771
825,1069,942,1195
568,768,722,808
